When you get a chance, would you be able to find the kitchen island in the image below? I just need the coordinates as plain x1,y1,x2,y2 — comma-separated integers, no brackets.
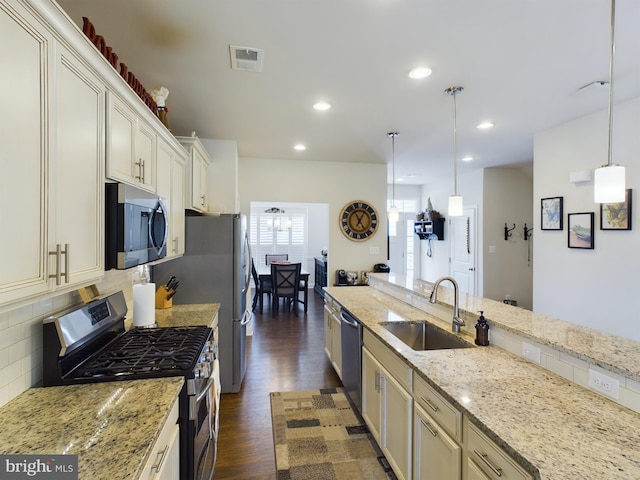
0,377,184,479
324,275,640,480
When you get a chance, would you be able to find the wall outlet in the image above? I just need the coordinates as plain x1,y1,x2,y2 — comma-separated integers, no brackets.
521,341,541,364
369,246,380,254
588,368,620,400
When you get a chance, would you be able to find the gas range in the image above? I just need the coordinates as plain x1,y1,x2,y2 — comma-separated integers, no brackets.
42,291,217,480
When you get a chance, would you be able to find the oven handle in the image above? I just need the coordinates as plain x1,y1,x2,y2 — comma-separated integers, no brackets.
190,376,215,421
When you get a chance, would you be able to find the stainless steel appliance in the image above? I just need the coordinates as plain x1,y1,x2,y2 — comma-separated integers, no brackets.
154,213,251,394
42,291,217,480
105,183,168,270
341,308,363,415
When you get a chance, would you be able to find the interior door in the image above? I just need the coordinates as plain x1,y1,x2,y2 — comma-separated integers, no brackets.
450,206,477,295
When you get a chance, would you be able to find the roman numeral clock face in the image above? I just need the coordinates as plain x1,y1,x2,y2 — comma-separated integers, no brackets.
339,201,379,241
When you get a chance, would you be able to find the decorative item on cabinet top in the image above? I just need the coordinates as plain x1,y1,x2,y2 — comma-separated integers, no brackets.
414,218,445,240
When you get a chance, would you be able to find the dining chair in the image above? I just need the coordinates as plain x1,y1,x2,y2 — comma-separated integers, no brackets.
251,260,272,313
265,253,288,265
270,262,301,317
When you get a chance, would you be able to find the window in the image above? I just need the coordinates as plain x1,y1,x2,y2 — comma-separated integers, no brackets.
250,206,308,267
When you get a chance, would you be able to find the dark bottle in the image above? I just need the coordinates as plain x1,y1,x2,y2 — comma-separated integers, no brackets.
475,311,490,346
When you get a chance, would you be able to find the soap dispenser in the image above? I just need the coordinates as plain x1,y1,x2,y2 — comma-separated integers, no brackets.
474,311,489,346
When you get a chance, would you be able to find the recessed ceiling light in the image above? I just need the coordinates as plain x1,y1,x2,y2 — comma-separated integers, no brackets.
476,122,494,129
294,144,306,151
461,156,474,162
408,66,432,79
313,101,331,111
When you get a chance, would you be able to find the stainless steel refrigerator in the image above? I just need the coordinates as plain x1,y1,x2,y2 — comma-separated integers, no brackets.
154,213,251,393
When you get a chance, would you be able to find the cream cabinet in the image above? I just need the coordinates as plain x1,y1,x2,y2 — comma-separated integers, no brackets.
140,399,180,480
413,374,463,479
156,138,186,259
106,91,156,192
464,419,533,480
176,136,211,213
323,295,342,379
362,331,413,480
0,1,105,306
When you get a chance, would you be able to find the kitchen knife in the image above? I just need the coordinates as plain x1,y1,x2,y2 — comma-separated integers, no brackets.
165,276,176,288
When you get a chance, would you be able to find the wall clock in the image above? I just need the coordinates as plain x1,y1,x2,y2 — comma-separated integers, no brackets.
339,200,379,241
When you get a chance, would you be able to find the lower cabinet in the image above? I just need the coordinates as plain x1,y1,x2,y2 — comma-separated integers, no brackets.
140,399,180,479
362,340,413,480
323,295,342,379
414,403,461,480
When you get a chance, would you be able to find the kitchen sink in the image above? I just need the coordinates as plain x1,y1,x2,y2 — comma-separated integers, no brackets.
381,322,473,350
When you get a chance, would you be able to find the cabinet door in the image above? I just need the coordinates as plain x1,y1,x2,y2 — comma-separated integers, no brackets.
323,304,332,360
53,44,105,289
467,459,491,480
362,347,382,443
414,404,461,480
382,369,413,480
106,92,136,184
136,120,156,190
170,153,185,256
156,141,172,254
191,147,208,211
0,1,51,303
330,311,342,378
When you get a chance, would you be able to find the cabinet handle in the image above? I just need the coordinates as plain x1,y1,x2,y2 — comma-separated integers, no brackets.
420,418,438,437
140,159,145,183
473,449,503,477
173,237,179,253
420,396,439,412
152,444,170,473
200,194,206,207
49,244,69,285
135,158,143,182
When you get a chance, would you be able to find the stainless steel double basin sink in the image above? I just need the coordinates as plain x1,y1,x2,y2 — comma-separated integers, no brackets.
381,321,472,351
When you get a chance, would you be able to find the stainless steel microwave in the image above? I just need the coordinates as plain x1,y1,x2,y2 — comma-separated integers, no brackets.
105,183,168,270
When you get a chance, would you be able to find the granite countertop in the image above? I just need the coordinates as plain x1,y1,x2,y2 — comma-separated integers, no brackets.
154,303,220,328
324,285,640,480
0,378,184,480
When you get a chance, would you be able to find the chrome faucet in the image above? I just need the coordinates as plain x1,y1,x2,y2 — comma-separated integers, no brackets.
429,276,465,333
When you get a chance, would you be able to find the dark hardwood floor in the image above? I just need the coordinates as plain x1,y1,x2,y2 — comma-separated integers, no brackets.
214,291,341,479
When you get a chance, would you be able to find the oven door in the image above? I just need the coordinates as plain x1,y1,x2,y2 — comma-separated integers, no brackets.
192,359,219,480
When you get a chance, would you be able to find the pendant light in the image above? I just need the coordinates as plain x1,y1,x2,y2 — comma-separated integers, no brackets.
388,132,399,223
594,0,625,203
445,86,464,217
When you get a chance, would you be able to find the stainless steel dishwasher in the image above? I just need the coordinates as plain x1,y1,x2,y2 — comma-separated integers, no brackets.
340,308,363,414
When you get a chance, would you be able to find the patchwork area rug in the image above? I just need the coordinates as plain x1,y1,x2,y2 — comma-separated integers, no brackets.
270,387,396,480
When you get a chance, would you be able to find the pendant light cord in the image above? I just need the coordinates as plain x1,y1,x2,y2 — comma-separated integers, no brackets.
452,92,458,196
388,132,399,208
606,0,616,167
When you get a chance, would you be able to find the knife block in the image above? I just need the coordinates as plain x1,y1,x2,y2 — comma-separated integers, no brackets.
155,285,173,309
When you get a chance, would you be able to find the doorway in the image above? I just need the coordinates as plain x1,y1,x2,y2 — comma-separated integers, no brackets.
388,212,418,276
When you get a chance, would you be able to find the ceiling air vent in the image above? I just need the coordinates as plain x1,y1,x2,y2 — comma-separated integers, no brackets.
229,46,264,72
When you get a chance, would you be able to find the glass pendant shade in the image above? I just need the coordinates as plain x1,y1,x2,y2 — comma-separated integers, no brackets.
594,165,625,203
388,206,399,223
448,195,463,217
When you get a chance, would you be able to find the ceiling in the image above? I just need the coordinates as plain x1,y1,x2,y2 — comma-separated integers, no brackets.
56,0,640,185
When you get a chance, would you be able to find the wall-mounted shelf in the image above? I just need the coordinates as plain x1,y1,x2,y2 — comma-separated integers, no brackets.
414,218,445,240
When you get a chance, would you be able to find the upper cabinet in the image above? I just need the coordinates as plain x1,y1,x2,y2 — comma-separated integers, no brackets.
0,0,105,306
106,91,156,192
156,138,187,259
176,136,211,213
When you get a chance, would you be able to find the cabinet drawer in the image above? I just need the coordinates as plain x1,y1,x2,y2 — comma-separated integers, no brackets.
140,399,180,479
466,421,533,480
414,374,462,441
363,329,412,391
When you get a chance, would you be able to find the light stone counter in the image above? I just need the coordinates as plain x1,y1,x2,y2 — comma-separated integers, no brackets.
0,377,184,480
154,303,220,328
324,284,640,480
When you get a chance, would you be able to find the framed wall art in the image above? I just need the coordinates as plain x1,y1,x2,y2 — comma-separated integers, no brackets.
541,197,563,230
568,212,594,249
600,188,632,230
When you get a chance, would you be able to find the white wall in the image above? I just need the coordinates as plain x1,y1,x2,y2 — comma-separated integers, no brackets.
238,157,388,280
420,169,484,293
201,139,239,214
483,167,534,309
533,97,640,341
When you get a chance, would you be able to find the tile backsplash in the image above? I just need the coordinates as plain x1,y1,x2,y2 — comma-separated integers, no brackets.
0,270,136,408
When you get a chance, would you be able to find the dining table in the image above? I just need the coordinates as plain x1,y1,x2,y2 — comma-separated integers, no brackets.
257,264,310,312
